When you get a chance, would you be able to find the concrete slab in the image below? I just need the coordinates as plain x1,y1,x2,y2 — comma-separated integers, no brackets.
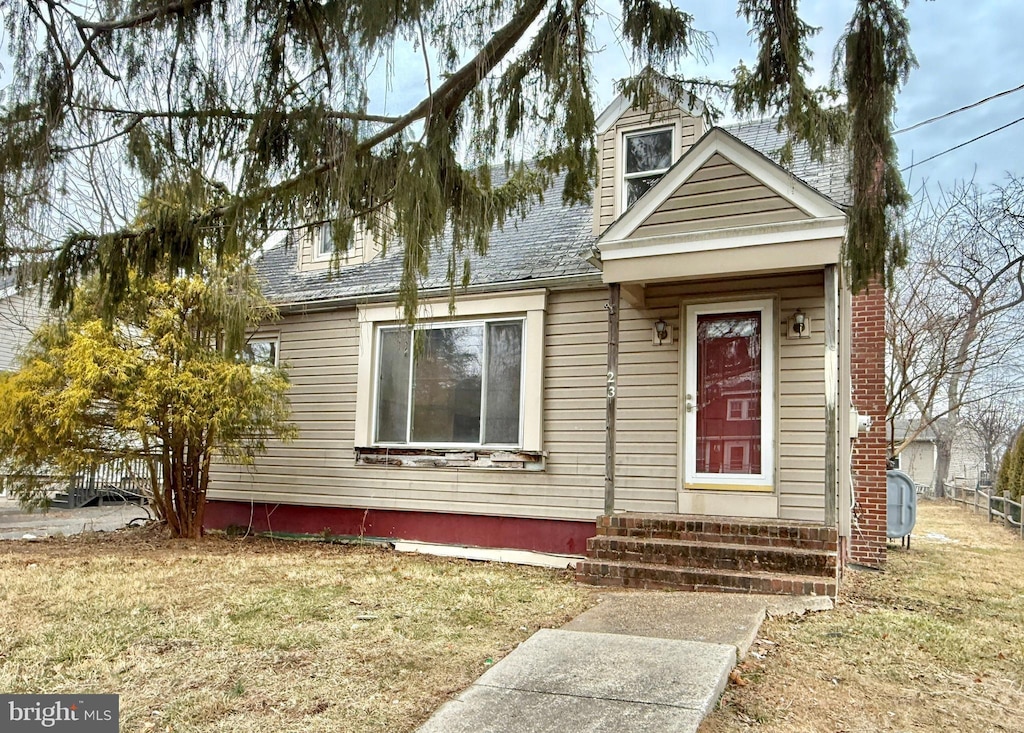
765,594,834,617
417,629,734,733
563,591,769,659
417,685,705,733
0,497,150,540
476,629,735,711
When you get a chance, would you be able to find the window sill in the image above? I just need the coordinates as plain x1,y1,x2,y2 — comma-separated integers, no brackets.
355,447,545,471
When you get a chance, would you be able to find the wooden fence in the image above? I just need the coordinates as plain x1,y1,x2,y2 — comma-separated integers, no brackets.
948,481,1024,539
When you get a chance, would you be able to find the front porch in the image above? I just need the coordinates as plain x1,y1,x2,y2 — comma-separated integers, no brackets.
577,512,838,596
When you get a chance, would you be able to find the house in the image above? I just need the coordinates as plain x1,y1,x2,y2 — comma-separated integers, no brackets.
206,91,889,593
891,418,987,491
0,274,47,373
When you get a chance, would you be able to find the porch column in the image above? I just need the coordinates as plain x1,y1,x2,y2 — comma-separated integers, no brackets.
604,283,620,515
824,264,839,526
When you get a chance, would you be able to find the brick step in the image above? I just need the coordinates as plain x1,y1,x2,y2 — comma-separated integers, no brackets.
586,535,836,577
576,559,837,597
596,513,837,550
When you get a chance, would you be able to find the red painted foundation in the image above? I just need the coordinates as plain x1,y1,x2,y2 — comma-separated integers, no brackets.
204,500,595,555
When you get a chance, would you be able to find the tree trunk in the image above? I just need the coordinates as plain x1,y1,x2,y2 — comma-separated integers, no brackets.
934,436,953,499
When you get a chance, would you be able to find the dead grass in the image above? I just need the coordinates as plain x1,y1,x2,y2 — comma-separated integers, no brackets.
0,528,593,732
701,500,1024,733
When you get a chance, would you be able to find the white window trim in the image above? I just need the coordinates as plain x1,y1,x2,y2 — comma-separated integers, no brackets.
621,125,675,212
355,290,546,452
683,298,775,491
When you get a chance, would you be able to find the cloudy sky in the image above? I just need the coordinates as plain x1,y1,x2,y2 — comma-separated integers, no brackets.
589,0,1024,193
372,1,1024,194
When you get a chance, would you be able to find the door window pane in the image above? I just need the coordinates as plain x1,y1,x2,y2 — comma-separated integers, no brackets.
484,322,523,444
411,326,483,443
695,312,762,475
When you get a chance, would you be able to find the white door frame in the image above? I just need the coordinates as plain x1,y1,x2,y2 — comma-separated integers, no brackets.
682,298,776,493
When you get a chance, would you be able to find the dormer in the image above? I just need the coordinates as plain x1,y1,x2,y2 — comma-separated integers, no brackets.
593,84,706,236
296,218,381,272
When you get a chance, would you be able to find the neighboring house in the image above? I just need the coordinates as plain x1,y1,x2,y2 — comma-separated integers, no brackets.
207,90,889,592
891,420,938,489
0,275,47,372
0,275,48,496
891,418,986,490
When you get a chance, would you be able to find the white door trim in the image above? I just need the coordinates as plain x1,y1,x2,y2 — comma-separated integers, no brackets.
682,298,776,492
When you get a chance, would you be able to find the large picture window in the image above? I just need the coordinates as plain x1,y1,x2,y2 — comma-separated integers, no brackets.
374,320,524,446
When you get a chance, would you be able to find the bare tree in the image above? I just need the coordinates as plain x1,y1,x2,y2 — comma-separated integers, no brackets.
960,391,1024,479
888,177,1024,497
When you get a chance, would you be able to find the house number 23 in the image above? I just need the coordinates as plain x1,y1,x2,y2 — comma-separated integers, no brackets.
607,371,616,399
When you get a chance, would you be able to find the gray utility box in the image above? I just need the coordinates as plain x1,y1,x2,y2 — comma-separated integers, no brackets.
886,469,917,543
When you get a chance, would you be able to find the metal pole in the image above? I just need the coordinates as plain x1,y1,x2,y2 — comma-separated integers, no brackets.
604,283,620,516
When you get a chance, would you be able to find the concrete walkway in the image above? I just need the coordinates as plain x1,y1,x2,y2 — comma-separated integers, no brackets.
418,591,831,733
0,496,150,540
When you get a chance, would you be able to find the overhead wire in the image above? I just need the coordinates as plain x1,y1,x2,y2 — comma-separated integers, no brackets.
900,114,1024,173
894,81,1024,135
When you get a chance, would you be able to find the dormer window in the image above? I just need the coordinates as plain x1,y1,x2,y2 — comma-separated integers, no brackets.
315,222,334,261
623,127,673,209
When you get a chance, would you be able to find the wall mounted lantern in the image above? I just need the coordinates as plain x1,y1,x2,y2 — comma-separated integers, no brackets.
653,318,672,345
787,309,811,339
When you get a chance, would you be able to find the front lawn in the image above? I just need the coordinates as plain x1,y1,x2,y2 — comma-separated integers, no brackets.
702,500,1024,732
0,530,591,732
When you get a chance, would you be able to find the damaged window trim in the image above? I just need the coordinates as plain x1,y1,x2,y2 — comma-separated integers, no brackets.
356,447,546,471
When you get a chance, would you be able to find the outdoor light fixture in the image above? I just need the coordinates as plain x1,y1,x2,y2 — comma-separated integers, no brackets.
787,309,810,339
653,318,670,345
792,310,806,335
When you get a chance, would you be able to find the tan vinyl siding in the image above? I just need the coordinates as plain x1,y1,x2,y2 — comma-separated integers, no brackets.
595,108,704,234
212,274,830,523
209,289,614,522
643,272,828,522
631,153,809,239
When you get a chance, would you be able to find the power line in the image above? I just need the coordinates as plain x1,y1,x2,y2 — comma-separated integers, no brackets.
894,82,1024,135
900,114,1024,172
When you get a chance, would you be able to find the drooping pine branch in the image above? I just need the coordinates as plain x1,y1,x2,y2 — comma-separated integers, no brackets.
837,0,916,293
733,0,847,164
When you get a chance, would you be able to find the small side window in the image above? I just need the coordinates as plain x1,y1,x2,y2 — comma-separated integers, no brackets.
242,338,279,367
623,128,673,209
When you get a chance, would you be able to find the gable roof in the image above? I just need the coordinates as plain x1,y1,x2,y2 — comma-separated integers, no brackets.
257,119,850,309
729,118,852,206
599,126,847,245
595,82,705,135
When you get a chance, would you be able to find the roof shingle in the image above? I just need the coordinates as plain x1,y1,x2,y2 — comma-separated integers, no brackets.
259,119,849,307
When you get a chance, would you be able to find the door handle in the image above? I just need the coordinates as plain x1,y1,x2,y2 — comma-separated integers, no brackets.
686,393,696,413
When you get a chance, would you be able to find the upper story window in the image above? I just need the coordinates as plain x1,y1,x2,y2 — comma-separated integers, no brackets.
623,127,673,209
314,222,334,261
375,319,524,447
